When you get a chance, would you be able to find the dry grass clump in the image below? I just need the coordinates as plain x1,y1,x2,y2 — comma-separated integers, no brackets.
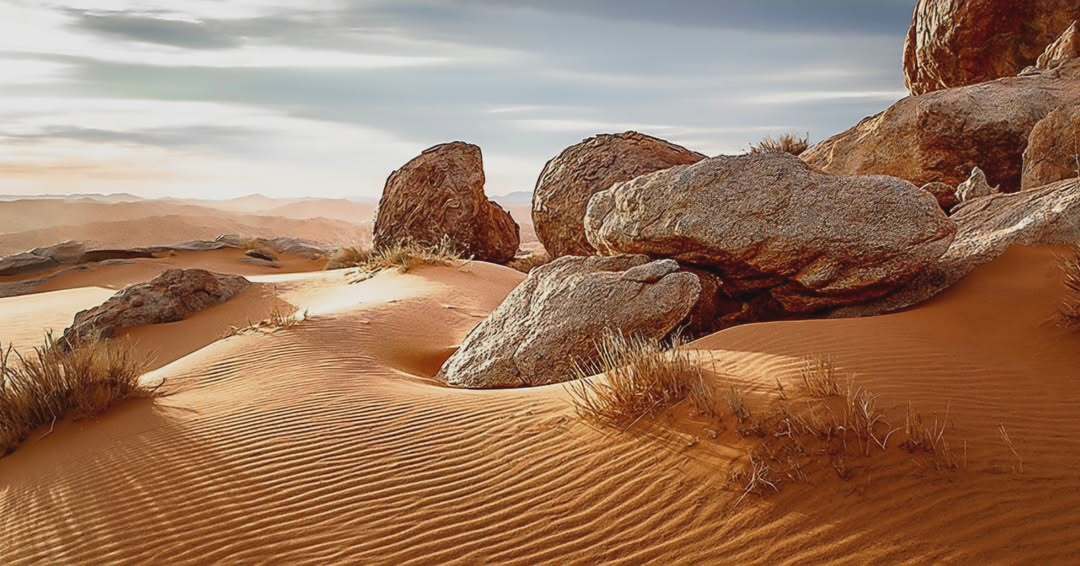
0,333,153,456
1058,245,1080,326
325,246,373,270
225,306,308,338
339,238,464,281
750,132,810,156
800,357,844,397
566,332,717,428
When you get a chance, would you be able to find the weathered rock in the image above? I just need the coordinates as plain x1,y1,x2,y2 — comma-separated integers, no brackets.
63,269,250,345
374,142,519,263
804,58,1080,192
0,252,57,277
921,181,959,211
584,152,955,314
532,132,705,258
245,247,278,262
438,255,700,388
1037,20,1080,70
1023,105,1080,190
833,178,1080,317
903,0,1080,95
956,168,1000,203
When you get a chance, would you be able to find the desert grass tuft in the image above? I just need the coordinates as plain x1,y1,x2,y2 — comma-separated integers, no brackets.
0,333,153,456
325,246,372,270
800,357,844,398
750,132,810,156
342,238,464,281
566,332,717,428
999,424,1023,473
1058,244,1080,327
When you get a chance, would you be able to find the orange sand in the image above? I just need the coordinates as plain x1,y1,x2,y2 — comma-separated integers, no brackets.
1,246,1078,563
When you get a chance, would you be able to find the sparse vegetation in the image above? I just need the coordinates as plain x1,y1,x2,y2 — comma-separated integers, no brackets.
566,332,717,428
0,333,154,456
749,132,810,156
225,306,308,337
999,424,1023,473
331,238,464,279
800,356,844,397
1058,245,1080,326
325,246,373,270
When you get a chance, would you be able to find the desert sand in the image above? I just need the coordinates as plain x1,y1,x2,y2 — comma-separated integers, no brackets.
1,245,1077,563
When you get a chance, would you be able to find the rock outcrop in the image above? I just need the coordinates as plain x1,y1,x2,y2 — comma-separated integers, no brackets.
532,132,705,258
903,0,1080,95
804,58,1080,193
956,168,999,203
438,255,700,388
0,241,154,277
584,152,955,314
1037,20,1080,70
1022,105,1080,190
63,269,250,345
833,178,1080,317
373,142,519,264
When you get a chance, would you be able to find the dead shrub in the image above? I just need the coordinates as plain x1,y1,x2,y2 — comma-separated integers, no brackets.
0,333,154,456
566,332,717,428
1058,245,1080,326
750,132,810,156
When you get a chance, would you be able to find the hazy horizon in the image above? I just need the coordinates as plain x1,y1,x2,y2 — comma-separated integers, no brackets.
1,0,914,199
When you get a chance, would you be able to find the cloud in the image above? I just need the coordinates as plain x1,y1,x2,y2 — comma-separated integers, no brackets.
69,10,242,49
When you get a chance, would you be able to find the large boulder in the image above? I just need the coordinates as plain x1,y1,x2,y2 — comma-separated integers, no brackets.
532,132,705,258
921,181,959,212
833,178,1080,317
804,59,1080,193
62,269,250,345
438,255,700,388
584,152,955,314
903,0,1080,95
1022,105,1080,190
374,142,519,264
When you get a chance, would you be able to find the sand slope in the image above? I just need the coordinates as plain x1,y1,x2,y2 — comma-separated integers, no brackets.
1,247,1079,563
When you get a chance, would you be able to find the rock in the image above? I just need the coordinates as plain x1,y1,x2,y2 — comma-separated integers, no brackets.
1037,20,1080,70
373,142,519,264
0,252,57,277
921,181,960,211
79,249,156,262
956,168,1000,203
1023,105,1080,189
833,178,1080,317
31,241,87,264
903,0,1080,95
532,132,705,258
438,255,701,388
804,58,1080,192
584,152,955,314
62,269,250,345
245,247,278,262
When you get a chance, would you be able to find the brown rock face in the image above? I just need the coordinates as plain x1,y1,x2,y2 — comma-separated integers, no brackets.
1023,105,1080,190
532,132,705,258
584,152,955,314
1037,20,1080,70
903,0,1080,95
956,168,1000,203
438,255,700,388
804,59,1080,193
374,142,519,264
63,269,250,345
833,178,1080,318
921,181,959,212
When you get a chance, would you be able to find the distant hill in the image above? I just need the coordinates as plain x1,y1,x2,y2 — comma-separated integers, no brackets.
492,191,533,206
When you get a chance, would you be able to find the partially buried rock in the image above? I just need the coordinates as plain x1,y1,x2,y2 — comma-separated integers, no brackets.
804,58,1080,192
373,142,519,264
956,168,1000,203
62,269,250,345
833,178,1080,317
438,255,700,388
1022,105,1080,190
532,131,705,258
584,152,955,314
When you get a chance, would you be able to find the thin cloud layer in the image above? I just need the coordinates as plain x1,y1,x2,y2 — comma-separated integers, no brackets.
0,0,913,198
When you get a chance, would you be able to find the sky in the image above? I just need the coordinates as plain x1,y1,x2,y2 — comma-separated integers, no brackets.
0,0,915,199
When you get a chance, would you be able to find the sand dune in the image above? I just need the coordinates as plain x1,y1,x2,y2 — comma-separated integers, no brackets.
2,246,1077,563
